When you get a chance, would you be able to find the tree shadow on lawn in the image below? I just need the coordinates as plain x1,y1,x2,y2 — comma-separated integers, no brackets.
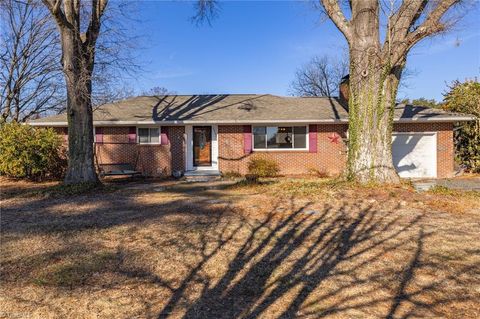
1,186,224,236
1,189,479,318
156,201,479,319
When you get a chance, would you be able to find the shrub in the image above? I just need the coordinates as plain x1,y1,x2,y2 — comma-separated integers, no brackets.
247,158,280,178
443,79,480,173
0,122,67,180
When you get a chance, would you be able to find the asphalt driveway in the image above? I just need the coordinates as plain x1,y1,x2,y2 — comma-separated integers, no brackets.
416,176,480,191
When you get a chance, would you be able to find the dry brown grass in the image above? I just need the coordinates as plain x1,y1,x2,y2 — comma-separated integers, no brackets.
1,177,479,318
0,176,60,198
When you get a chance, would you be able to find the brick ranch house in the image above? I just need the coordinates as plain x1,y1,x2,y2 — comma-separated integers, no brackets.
30,93,473,179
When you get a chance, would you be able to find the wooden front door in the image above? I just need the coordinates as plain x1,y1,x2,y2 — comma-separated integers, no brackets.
193,126,212,166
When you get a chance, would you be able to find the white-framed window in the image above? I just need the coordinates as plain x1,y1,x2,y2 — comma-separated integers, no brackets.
137,126,160,144
252,125,308,150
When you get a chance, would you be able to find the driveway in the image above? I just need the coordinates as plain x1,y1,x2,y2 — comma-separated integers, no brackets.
416,176,480,191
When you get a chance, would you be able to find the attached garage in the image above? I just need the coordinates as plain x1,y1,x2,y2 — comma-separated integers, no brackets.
392,132,437,178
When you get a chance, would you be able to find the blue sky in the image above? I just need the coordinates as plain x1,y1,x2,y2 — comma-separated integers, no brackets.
130,1,480,101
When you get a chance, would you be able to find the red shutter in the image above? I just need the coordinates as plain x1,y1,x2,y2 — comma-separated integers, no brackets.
128,126,136,143
243,125,252,154
95,127,103,144
161,127,169,145
309,124,317,153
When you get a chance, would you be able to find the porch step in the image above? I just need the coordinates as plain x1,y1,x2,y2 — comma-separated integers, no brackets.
184,170,221,182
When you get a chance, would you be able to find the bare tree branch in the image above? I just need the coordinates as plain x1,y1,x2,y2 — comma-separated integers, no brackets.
41,0,73,29
191,0,219,26
320,0,352,41
0,0,65,122
290,55,348,97
386,0,426,45
404,0,460,50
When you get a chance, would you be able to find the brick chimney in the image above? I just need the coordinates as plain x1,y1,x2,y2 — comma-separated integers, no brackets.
339,75,349,108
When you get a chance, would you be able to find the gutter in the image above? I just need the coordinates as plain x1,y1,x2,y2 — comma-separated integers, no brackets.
28,115,476,127
29,119,348,126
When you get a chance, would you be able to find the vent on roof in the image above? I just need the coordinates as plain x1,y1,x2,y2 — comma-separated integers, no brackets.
238,101,256,111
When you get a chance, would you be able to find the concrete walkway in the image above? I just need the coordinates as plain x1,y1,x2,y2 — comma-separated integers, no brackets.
414,176,480,191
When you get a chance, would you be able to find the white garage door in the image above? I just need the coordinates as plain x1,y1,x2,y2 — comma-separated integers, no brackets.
392,132,437,178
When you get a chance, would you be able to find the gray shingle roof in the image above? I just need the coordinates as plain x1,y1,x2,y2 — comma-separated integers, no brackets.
30,94,475,126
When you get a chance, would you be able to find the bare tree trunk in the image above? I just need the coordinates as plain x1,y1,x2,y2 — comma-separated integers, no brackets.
61,28,98,184
348,55,402,183
320,0,463,184
344,0,398,183
42,0,109,185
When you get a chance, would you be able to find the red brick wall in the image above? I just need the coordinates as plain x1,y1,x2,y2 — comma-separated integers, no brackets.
93,126,184,177
217,125,348,176
54,122,454,178
218,123,454,178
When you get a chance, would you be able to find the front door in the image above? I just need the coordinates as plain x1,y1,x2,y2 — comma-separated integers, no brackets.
193,126,212,166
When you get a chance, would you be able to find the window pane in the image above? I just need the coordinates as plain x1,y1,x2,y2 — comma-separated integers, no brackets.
267,126,292,149
138,128,149,143
277,126,293,148
294,126,307,149
253,126,266,135
266,127,278,148
150,128,160,144
253,126,266,149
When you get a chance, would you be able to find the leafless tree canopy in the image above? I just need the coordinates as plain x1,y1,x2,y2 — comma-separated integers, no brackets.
141,86,176,96
90,1,143,105
0,0,141,122
0,0,64,122
290,55,348,97
318,0,470,72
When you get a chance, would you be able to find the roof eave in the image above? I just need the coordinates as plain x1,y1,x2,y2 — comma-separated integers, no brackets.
28,116,476,127
29,119,350,126
394,116,476,123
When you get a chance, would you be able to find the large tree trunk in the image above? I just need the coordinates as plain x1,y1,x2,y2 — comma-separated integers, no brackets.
320,0,462,184
346,0,400,184
347,59,402,183
41,0,109,185
61,29,98,185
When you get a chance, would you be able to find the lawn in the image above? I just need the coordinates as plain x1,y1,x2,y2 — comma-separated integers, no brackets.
1,177,479,318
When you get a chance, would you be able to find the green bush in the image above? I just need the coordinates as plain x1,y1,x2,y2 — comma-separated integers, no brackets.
247,157,280,177
443,80,480,173
0,122,67,180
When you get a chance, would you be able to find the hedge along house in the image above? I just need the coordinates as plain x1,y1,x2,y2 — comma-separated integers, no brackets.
30,93,474,179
